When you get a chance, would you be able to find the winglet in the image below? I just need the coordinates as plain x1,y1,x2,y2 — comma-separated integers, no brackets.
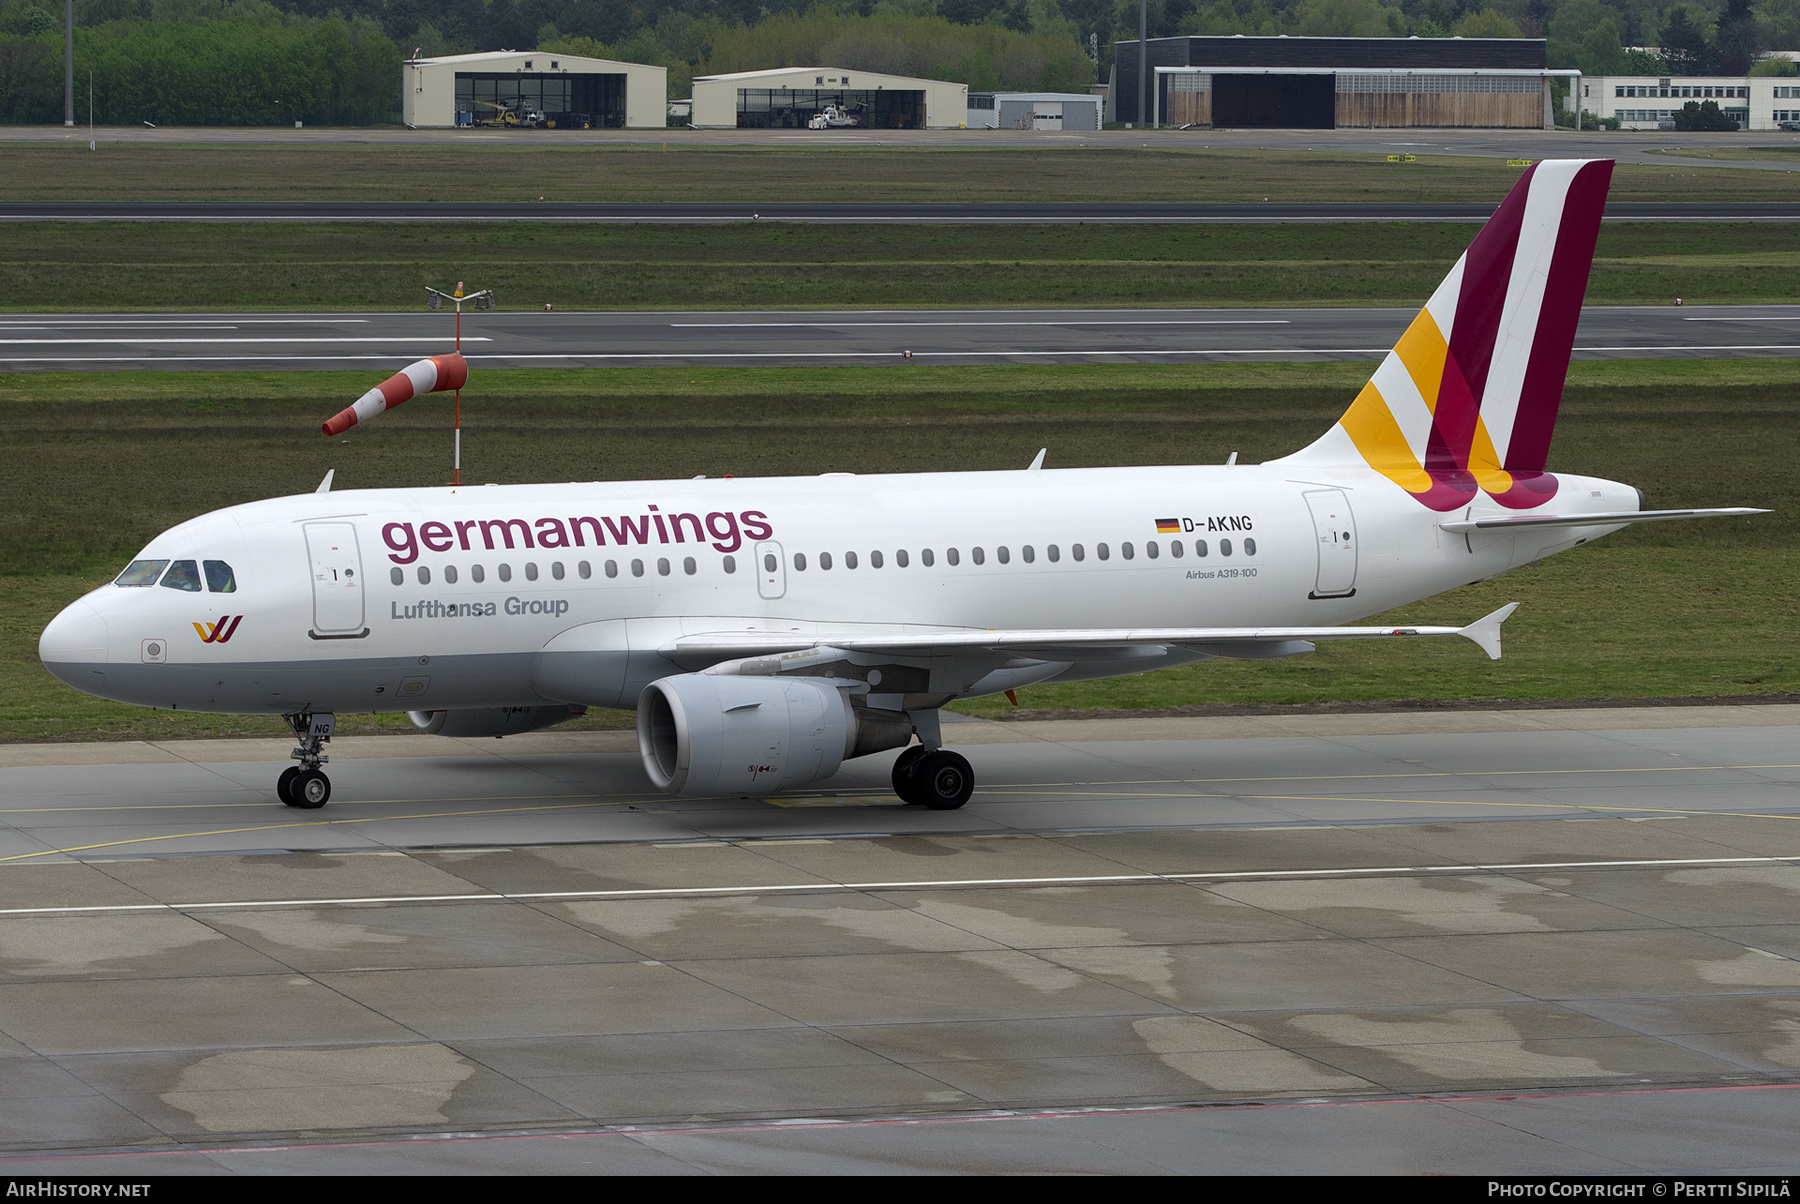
315,469,335,494
1457,603,1518,660
1027,448,1046,472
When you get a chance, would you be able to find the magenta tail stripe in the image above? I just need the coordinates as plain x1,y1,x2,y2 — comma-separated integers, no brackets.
1507,160,1613,473
1433,163,1534,466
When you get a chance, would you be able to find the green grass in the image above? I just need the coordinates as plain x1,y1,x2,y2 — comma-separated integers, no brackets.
5,144,1800,203
2,220,1794,310
2,359,1793,741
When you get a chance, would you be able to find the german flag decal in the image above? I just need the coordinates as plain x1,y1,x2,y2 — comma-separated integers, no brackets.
1155,518,1181,533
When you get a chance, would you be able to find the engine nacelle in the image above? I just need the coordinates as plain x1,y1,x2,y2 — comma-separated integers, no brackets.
408,705,585,739
637,673,914,796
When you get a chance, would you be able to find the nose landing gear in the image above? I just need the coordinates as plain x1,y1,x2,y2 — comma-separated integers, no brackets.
278,712,335,808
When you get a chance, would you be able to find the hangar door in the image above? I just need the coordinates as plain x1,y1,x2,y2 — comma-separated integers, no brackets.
1211,74,1334,129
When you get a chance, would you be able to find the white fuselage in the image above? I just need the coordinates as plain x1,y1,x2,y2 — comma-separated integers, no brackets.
39,461,1639,717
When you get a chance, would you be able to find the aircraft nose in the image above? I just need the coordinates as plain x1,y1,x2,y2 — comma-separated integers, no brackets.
39,599,109,691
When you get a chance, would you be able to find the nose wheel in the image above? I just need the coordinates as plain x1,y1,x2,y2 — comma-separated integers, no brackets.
278,711,336,808
276,766,331,809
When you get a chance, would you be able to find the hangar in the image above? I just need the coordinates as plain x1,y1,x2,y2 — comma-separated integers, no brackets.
691,67,968,129
403,50,667,130
967,92,1103,131
1114,36,1565,130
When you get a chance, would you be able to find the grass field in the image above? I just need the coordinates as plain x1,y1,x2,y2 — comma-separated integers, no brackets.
3,220,1795,310
2,359,1792,741
5,143,1800,204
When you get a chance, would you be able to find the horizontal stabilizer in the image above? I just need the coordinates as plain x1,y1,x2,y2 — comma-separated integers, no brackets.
1440,508,1766,534
1455,603,1518,661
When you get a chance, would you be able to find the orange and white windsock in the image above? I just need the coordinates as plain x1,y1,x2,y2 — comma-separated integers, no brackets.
322,353,468,437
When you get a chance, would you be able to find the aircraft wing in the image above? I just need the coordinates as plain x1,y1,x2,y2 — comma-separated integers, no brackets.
1439,508,1765,533
668,603,1520,665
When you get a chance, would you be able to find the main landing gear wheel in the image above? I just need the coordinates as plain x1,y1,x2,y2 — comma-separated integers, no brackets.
891,745,931,804
897,749,974,811
286,769,331,810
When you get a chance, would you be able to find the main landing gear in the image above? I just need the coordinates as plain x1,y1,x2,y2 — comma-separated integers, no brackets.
278,712,335,809
891,744,975,810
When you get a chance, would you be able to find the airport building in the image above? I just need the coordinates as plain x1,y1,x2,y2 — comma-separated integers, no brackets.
690,67,968,129
1572,75,1785,129
403,51,668,129
967,91,1103,130
1114,36,1564,130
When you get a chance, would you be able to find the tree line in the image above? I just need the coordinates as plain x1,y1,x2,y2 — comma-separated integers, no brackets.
2,0,1793,125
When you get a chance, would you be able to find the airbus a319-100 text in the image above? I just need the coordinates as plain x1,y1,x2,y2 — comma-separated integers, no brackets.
39,159,1761,811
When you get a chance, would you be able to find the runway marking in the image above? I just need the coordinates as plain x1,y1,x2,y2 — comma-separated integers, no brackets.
2,853,1797,917
669,320,1294,328
0,796,645,864
0,337,490,346
0,319,369,327
1682,315,1800,321
6,763,1794,816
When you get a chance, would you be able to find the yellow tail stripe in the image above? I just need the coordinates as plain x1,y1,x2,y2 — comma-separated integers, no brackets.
1338,382,1434,494
1394,309,1450,416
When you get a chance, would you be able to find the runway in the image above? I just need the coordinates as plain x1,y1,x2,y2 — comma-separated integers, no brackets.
7,123,1799,172
3,704,1799,1173
4,304,1794,370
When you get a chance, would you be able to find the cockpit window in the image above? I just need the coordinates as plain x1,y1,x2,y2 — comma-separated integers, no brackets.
115,559,169,587
159,560,202,592
204,560,237,593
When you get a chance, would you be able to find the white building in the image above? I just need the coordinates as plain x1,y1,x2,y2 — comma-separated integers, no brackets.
967,92,1102,130
403,51,667,130
690,67,968,130
1571,74,1795,130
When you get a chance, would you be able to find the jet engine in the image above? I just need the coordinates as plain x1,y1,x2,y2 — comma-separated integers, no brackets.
637,673,913,797
408,706,585,738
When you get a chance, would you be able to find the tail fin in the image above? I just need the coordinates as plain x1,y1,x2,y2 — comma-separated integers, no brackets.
1283,159,1613,512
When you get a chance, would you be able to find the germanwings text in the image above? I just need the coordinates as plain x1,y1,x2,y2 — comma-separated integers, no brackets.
381,506,772,565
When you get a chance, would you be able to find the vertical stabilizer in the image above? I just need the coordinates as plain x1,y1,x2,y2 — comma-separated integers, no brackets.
1280,159,1613,511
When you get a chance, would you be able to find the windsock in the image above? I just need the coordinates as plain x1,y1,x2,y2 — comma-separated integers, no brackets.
322,353,468,437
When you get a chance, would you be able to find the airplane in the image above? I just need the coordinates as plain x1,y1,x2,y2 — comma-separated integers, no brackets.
38,158,1762,813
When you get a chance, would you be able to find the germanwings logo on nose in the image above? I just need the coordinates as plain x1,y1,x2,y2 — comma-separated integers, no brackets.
193,616,243,644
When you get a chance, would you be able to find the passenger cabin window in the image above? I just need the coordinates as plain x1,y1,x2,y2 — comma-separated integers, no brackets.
498,564,512,582
1023,546,1035,563
1122,542,1134,560
115,559,169,587
897,550,910,567
921,549,934,567
390,567,404,585
946,548,960,566
417,566,431,585
723,556,736,574
445,565,458,584
1170,540,1184,558
1146,541,1159,559
1244,538,1257,556
472,564,486,583
1071,544,1085,562
203,560,236,592
525,563,539,581
871,550,883,568
160,560,202,592
1220,539,1233,557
